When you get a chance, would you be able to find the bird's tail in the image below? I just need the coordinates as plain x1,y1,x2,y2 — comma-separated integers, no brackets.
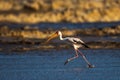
81,43,90,48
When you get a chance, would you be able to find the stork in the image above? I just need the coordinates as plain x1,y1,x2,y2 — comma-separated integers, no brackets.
45,31,94,68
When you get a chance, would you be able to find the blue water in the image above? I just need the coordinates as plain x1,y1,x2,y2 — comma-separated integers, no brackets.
0,49,120,80
0,21,120,29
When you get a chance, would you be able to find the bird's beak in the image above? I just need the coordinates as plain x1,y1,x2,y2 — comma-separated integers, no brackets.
44,32,58,44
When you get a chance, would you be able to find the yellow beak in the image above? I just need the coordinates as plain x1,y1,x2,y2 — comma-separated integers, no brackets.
44,32,58,44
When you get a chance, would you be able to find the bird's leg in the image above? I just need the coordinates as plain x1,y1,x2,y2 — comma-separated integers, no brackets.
77,49,94,68
64,49,79,65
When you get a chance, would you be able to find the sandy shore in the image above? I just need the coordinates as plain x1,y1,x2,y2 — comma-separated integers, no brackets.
0,0,120,23
0,25,120,39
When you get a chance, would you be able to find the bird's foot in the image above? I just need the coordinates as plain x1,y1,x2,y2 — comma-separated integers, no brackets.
64,60,69,65
87,64,95,68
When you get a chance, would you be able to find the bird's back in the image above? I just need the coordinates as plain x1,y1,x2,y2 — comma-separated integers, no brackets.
64,37,90,48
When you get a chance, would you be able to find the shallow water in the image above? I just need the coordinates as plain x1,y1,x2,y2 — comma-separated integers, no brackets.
0,49,120,80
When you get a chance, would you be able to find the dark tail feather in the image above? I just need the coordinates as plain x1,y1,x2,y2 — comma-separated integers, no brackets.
81,43,90,48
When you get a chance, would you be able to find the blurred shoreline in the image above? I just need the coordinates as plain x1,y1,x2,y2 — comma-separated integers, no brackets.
0,25,120,52
0,0,120,52
0,0,120,23
0,25,120,39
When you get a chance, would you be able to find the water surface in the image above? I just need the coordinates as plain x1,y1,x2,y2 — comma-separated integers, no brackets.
0,49,120,80
0,21,120,29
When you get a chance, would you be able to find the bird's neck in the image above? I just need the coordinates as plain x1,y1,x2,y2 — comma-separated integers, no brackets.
59,33,64,40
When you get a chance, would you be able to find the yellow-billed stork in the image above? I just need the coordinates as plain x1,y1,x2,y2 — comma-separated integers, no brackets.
45,31,94,68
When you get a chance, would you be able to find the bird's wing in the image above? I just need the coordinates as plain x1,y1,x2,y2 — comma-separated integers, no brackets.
64,37,90,48
64,37,82,43
64,37,77,43
73,38,84,43
72,38,90,48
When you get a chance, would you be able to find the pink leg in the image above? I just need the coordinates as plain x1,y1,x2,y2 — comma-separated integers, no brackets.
77,49,94,68
64,49,79,65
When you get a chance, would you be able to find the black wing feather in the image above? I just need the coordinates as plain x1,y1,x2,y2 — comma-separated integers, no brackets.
73,39,90,48
81,43,90,48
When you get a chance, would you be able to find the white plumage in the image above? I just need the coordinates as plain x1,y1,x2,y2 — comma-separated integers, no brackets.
57,31,89,49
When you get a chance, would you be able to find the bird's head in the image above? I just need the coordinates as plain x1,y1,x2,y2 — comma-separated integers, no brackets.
57,31,62,36
44,31,61,44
